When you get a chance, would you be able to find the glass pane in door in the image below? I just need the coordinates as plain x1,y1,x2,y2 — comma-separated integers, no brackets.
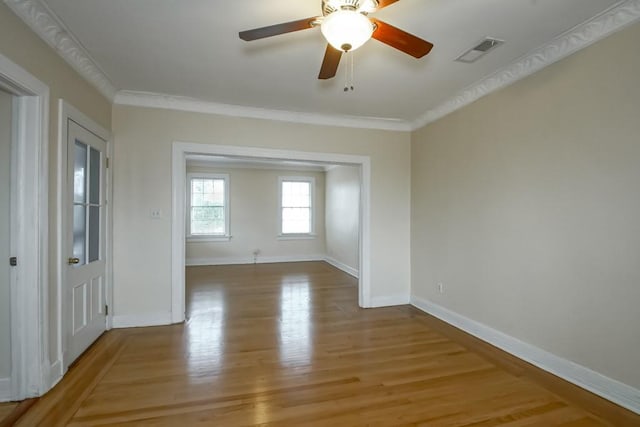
74,141,87,203
89,147,100,204
73,204,86,264
88,205,100,262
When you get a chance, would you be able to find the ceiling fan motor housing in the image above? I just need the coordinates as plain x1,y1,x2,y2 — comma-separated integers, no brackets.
322,0,378,16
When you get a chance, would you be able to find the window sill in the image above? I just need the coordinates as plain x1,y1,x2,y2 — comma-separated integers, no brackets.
187,235,231,243
277,234,316,241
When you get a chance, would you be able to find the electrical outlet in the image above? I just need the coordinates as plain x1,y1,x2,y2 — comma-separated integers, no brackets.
150,209,163,219
437,282,444,294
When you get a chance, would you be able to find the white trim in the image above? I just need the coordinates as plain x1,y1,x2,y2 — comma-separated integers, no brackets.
186,254,326,267
0,378,10,401
111,312,172,329
0,52,50,401
187,236,231,243
57,100,112,373
4,0,117,101
173,142,373,322
186,172,230,238
46,360,62,391
277,234,317,241
410,296,640,415
411,0,640,129
324,256,359,278
370,295,410,308
115,91,411,132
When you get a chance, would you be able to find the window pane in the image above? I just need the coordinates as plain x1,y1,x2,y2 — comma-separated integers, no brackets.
192,192,204,207
191,206,225,235
282,181,310,207
73,204,86,265
192,179,204,194
73,141,87,203
89,147,100,205
282,207,310,234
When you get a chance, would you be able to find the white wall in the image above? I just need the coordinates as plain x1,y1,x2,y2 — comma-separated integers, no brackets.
411,22,640,389
0,89,12,380
186,165,326,264
325,166,360,275
112,105,411,318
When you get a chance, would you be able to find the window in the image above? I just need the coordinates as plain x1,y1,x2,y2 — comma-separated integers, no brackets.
279,177,314,236
187,173,229,239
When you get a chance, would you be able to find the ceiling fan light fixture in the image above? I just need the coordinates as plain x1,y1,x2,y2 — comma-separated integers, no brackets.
321,10,374,52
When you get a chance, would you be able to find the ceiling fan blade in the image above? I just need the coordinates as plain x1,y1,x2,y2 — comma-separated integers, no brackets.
375,0,401,10
318,44,342,80
239,17,318,41
371,19,434,58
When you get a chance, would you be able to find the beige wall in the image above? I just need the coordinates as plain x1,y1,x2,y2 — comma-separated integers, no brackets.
411,23,640,389
186,166,326,263
325,166,360,272
0,89,12,379
112,105,411,316
0,4,112,366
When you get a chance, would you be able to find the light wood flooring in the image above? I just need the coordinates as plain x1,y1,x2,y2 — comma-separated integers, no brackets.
13,262,639,426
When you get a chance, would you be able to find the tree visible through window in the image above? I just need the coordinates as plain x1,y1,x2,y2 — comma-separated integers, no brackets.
189,175,228,236
280,179,313,234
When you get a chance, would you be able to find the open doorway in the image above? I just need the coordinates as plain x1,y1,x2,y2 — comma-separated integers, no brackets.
171,142,371,324
0,53,49,401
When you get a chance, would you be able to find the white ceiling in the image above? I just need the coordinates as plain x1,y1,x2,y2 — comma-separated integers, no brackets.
40,0,624,122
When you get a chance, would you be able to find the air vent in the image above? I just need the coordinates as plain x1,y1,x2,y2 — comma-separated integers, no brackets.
455,37,504,63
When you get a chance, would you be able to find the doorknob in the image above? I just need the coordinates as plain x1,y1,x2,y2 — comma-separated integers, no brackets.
68,257,80,265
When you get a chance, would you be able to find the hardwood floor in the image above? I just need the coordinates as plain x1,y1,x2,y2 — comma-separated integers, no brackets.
0,403,18,425
14,262,638,426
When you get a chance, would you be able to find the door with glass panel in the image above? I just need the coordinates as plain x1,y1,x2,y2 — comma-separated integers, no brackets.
65,119,107,366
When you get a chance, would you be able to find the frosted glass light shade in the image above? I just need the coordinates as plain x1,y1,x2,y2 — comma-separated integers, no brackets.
321,10,374,52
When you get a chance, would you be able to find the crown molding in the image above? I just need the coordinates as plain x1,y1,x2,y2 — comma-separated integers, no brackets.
114,90,412,132
7,0,638,130
411,0,640,130
4,0,117,101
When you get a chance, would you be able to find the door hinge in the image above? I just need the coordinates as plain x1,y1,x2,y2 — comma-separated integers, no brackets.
9,257,17,267
105,305,109,315
105,157,110,168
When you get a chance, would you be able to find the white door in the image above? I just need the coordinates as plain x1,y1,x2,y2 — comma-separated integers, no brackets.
65,119,107,365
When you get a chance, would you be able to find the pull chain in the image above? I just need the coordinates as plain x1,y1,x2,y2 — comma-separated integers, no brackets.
344,51,355,92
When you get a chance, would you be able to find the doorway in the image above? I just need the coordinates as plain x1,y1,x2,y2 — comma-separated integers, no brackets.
0,53,49,401
171,142,372,324
0,88,13,401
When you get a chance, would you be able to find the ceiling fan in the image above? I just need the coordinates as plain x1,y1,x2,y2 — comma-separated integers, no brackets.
239,0,434,80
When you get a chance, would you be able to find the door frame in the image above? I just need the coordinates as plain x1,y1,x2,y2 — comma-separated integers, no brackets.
0,53,50,401
171,141,372,323
57,100,112,373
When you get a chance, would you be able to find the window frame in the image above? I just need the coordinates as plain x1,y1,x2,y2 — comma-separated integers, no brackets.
278,176,316,239
186,172,230,241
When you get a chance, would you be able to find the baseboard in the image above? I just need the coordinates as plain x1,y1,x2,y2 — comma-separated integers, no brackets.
112,312,173,329
370,295,410,308
47,360,63,390
410,296,640,415
0,377,10,402
323,256,359,278
186,254,325,267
